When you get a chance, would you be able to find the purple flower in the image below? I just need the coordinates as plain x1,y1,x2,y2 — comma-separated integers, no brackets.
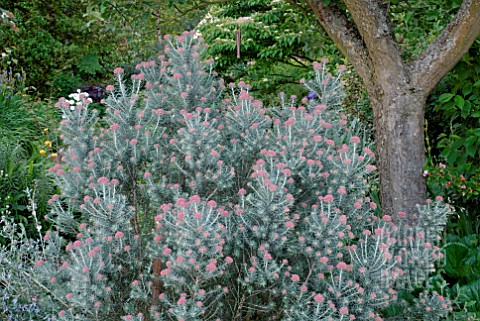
307,92,316,100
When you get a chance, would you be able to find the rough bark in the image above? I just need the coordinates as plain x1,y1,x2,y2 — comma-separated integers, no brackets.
303,0,480,218
369,89,428,217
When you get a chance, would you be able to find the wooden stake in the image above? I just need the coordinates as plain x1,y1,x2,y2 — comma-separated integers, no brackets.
152,258,163,304
236,28,241,59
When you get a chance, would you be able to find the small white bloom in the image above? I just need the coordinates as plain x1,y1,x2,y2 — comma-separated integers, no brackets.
68,93,80,101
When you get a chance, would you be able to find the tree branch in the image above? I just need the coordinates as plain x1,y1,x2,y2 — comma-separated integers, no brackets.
342,0,408,87
303,0,376,90
291,54,315,63
172,3,185,14
289,55,309,67
409,0,480,94
284,0,312,17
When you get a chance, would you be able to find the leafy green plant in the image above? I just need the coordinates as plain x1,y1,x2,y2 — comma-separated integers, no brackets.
440,233,480,318
389,0,460,61
0,64,58,243
425,40,480,230
423,38,480,318
197,0,341,104
0,0,159,98
0,143,56,245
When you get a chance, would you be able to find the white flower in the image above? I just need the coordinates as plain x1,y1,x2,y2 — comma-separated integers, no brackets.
68,93,80,101
68,90,90,102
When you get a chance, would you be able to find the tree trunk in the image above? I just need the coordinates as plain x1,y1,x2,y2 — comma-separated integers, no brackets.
302,0,480,220
369,88,427,218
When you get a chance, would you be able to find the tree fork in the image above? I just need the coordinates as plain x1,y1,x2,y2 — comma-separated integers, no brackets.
304,0,480,219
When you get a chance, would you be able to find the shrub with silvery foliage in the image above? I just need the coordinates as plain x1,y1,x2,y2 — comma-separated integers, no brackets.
1,31,452,321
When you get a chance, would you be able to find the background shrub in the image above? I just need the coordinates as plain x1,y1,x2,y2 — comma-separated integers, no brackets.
0,52,57,244
0,0,156,98
425,40,480,232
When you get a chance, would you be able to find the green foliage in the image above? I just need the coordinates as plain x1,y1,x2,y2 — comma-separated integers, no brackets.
389,0,459,60
0,62,58,243
425,41,480,224
424,39,480,317
342,69,373,128
440,233,480,317
197,0,341,104
53,74,84,99
0,137,56,246
77,55,103,76
0,0,159,98
82,0,205,36
0,147,50,244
